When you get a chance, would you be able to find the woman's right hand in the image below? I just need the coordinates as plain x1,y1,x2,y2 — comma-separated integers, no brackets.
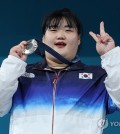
9,41,28,62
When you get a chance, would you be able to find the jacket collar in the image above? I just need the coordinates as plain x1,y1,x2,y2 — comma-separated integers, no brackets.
31,56,85,71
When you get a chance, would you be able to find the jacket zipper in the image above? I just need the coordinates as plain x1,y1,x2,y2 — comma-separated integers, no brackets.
52,71,61,134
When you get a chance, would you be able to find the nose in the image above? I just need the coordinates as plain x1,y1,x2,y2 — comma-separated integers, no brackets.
56,30,66,40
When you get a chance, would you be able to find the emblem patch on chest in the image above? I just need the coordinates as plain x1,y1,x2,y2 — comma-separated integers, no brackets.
79,73,93,79
22,72,35,78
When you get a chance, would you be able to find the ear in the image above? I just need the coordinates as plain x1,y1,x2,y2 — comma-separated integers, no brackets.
77,35,81,46
42,36,45,43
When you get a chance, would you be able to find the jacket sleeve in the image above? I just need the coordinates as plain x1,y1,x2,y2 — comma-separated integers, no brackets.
0,55,27,117
101,46,120,109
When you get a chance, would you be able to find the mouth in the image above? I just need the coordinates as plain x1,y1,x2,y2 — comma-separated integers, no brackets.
54,42,66,48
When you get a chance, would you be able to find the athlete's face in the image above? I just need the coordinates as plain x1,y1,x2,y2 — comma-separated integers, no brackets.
42,19,80,62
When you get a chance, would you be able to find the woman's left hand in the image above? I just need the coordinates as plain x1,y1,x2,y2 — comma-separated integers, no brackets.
89,21,115,55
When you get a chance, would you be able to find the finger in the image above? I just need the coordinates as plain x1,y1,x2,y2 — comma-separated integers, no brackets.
20,41,27,45
18,41,28,54
89,31,100,43
10,47,21,57
97,34,100,37
19,41,28,48
15,47,23,56
96,34,101,38
101,34,112,42
100,21,106,37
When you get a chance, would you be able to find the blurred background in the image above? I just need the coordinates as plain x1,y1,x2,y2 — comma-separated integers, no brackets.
0,0,120,134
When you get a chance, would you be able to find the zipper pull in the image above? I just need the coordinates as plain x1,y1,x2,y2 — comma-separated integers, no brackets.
53,74,58,84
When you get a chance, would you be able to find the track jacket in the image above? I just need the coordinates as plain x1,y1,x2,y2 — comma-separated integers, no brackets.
0,47,120,134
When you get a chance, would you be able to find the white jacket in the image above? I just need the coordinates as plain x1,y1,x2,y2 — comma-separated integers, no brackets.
0,47,120,134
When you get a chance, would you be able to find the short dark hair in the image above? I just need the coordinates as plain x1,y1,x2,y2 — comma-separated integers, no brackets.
42,8,83,36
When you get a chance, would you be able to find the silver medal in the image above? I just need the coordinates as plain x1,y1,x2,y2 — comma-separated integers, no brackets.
23,39,38,55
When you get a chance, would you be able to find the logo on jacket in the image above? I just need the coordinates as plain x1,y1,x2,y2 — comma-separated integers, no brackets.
79,73,93,79
22,72,35,78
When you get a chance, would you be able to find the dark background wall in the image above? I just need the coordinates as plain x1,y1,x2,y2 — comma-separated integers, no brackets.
0,0,120,134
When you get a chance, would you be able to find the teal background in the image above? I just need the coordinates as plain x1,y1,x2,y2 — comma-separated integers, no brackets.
0,0,120,134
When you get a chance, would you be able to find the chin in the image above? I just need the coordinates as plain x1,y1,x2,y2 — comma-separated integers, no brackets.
45,51,75,62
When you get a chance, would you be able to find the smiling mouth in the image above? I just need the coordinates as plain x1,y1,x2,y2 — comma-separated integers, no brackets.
55,42,66,48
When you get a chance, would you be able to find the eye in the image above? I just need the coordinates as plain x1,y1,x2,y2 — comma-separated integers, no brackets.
50,29,57,31
65,27,74,32
49,28,56,31
49,27,57,31
66,29,72,31
66,29,73,32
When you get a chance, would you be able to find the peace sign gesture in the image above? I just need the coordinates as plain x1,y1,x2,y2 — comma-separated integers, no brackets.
89,21,115,55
